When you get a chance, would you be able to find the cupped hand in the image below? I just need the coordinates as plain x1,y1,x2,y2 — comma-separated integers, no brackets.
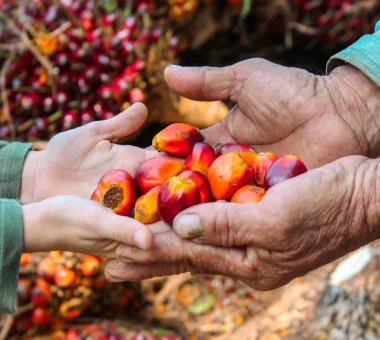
22,196,154,257
21,103,158,204
164,61,380,168
104,156,379,289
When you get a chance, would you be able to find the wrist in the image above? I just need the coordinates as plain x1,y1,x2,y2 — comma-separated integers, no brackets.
20,150,42,204
326,65,380,158
22,201,57,252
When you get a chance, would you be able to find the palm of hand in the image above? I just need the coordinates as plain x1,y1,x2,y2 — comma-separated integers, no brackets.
30,104,156,202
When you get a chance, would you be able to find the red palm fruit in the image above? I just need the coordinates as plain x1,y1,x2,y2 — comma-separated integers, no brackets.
208,152,252,200
17,278,32,300
123,17,137,32
86,28,103,49
231,185,265,203
121,40,134,57
81,255,101,277
20,93,40,111
134,186,161,224
41,95,55,114
130,59,146,73
31,279,51,306
264,155,307,190
55,52,69,68
80,110,95,125
101,13,117,27
66,328,82,340
185,142,216,176
94,54,111,69
91,169,136,216
62,110,78,131
215,142,256,156
179,170,210,203
79,9,95,31
215,142,257,168
153,123,204,157
135,158,186,194
97,84,113,100
158,176,200,225
54,266,76,288
83,65,100,83
31,307,52,325
102,111,115,120
37,257,57,281
55,90,71,106
130,88,145,104
92,102,105,119
252,152,279,187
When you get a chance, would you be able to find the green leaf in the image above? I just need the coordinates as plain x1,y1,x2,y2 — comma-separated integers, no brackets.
187,294,215,315
152,328,175,336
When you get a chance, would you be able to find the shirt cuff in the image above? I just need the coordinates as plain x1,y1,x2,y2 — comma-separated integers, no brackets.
0,199,23,314
326,25,380,87
0,142,33,199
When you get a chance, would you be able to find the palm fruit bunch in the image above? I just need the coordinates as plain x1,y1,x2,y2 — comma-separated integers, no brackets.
288,0,380,50
10,252,146,337
19,321,184,340
0,0,182,141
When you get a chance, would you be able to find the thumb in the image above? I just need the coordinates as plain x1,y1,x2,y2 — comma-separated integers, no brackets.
164,65,237,102
172,202,265,247
88,102,148,141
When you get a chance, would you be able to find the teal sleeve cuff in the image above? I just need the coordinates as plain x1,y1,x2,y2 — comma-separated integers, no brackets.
327,20,380,87
0,142,33,199
0,199,23,314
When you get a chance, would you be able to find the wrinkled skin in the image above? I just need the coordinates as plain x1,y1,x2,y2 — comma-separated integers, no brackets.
105,59,380,290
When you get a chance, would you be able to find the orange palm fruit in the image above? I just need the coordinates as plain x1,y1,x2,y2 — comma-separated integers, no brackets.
264,155,307,189
208,152,252,200
134,186,161,224
37,257,57,281
80,255,101,277
179,170,210,203
54,266,76,288
184,142,216,176
135,157,185,194
230,185,265,203
252,152,279,187
153,123,204,157
31,279,51,307
91,169,136,216
158,176,200,225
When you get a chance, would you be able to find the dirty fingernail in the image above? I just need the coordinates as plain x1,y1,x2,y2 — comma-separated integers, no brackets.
173,214,203,239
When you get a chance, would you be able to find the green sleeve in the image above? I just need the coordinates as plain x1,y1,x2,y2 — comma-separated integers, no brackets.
0,199,23,314
327,21,380,86
0,141,32,314
0,141,33,199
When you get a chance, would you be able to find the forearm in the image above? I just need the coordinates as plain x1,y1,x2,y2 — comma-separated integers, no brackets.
327,65,380,158
20,150,40,204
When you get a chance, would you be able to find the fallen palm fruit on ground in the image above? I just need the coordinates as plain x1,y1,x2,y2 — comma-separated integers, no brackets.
91,123,308,226
9,252,146,338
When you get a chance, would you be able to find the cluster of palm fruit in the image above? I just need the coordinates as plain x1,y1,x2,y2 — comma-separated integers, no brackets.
290,0,379,49
0,0,183,141
12,252,146,338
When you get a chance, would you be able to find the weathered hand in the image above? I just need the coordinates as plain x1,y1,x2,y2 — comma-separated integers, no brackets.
105,156,380,289
20,103,158,204
22,196,154,256
165,61,380,168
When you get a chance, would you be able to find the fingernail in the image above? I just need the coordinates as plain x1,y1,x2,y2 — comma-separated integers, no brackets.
134,230,147,249
173,214,203,239
168,64,182,70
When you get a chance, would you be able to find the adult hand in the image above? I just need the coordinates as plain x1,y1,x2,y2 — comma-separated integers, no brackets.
164,61,380,168
105,156,380,289
22,196,154,256
20,103,158,204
